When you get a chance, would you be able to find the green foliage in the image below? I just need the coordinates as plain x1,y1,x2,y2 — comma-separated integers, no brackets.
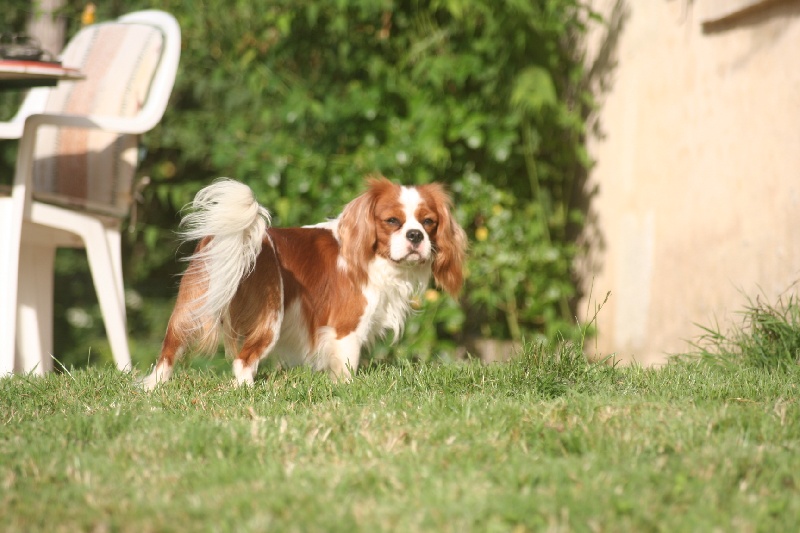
2,0,599,368
689,289,800,371
0,0,30,36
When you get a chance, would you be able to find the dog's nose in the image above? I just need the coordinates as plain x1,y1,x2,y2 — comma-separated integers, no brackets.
406,229,424,245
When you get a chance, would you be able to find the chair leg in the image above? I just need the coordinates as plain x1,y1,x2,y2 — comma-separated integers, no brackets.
28,203,132,372
83,222,132,371
104,226,126,321
0,195,24,376
16,243,55,374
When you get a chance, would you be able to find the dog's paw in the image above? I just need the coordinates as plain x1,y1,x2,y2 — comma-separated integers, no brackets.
138,362,173,391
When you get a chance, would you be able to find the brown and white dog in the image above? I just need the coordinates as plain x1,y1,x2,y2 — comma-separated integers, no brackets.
142,177,467,389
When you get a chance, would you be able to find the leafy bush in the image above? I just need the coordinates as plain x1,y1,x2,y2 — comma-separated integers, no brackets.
2,0,599,368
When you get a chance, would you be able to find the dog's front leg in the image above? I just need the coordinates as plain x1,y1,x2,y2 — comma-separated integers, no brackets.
327,334,362,383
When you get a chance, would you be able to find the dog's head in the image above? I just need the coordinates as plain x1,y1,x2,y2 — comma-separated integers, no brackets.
338,177,467,296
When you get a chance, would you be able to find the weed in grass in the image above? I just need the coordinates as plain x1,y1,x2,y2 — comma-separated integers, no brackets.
690,288,800,370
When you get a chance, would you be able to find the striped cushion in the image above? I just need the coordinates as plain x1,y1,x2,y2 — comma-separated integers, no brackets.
32,21,164,217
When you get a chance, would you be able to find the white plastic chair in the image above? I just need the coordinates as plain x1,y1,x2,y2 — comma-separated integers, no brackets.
0,10,181,375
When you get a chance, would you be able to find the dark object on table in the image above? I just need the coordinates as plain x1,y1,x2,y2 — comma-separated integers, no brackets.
0,34,47,61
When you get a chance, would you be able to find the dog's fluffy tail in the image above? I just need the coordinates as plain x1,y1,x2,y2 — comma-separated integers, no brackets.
181,179,270,333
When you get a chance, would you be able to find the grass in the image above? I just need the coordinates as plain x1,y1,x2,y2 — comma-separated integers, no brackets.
690,289,800,370
2,337,800,533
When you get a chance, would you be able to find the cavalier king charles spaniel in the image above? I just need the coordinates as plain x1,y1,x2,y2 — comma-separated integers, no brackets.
143,177,466,388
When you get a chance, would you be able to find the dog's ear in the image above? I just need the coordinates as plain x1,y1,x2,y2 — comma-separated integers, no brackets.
338,179,382,285
422,184,467,297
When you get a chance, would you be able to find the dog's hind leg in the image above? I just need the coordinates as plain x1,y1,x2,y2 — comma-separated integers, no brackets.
141,328,183,390
228,239,284,386
231,330,279,386
141,253,218,390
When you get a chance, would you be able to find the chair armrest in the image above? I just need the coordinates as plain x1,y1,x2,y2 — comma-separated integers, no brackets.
10,110,159,192
0,87,50,139
24,111,159,136
0,121,24,140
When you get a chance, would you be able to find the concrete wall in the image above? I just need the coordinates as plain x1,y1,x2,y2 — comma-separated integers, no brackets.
581,0,800,365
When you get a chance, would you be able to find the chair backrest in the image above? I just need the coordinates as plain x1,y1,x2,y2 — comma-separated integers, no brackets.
31,10,180,217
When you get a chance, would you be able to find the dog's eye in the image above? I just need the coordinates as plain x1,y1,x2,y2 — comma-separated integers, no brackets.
422,218,436,231
385,217,401,227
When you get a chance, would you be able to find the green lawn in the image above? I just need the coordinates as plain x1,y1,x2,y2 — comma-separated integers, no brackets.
2,344,799,532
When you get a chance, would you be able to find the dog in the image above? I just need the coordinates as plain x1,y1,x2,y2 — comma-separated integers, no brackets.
142,177,467,388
